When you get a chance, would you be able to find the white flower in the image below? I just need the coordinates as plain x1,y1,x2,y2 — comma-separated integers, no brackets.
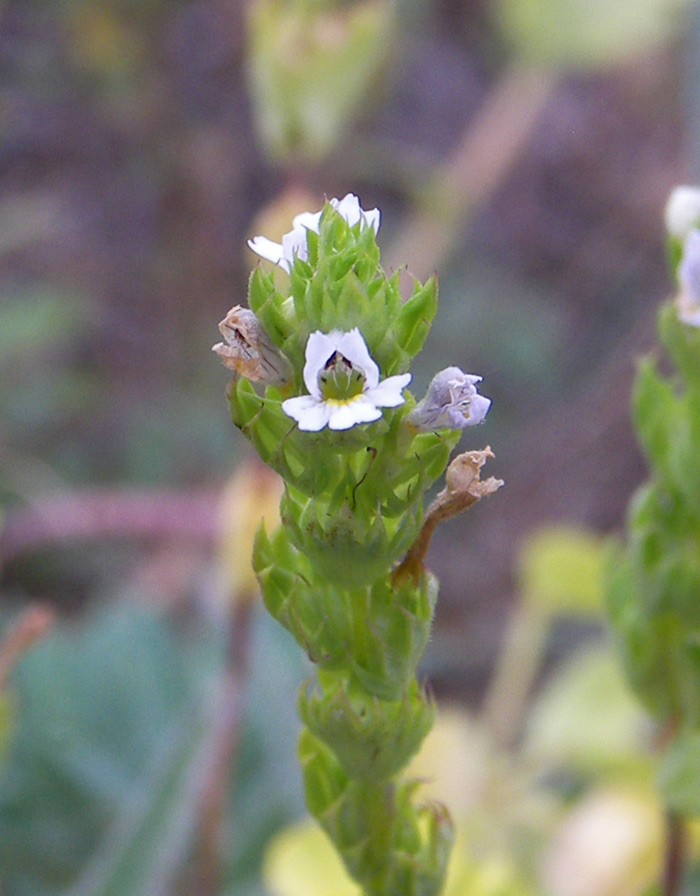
677,229,700,327
248,194,380,273
282,328,410,432
665,186,700,240
408,367,491,431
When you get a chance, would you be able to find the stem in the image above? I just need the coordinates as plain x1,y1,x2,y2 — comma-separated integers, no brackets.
663,810,686,896
0,604,55,689
385,62,557,281
479,598,549,749
191,595,255,896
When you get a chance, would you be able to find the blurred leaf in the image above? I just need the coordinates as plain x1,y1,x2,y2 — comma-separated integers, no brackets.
524,645,654,778
519,526,605,617
247,0,393,163
0,603,209,896
264,820,361,896
264,820,536,896
541,789,662,896
658,727,700,815
0,287,96,368
220,613,307,896
0,692,11,766
495,0,688,69
0,602,306,896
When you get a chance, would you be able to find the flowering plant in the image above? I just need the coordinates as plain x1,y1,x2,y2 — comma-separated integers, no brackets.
215,193,501,896
606,184,700,888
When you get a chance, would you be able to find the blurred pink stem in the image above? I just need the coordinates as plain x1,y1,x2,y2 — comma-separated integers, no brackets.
385,61,556,280
0,489,219,560
191,593,256,896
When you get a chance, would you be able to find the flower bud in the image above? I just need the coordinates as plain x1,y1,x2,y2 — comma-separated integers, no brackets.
408,366,491,431
212,305,291,386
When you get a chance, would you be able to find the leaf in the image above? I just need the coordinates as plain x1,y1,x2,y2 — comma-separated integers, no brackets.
518,526,605,617
658,727,700,815
247,0,393,163
0,602,306,896
264,820,361,896
495,0,688,70
524,645,654,778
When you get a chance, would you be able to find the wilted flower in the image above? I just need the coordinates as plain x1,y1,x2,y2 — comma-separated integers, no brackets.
212,305,291,385
408,366,491,432
282,328,410,432
665,186,700,240
248,193,380,273
676,229,700,327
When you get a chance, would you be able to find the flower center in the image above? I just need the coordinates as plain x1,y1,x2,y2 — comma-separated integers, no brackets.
318,352,366,402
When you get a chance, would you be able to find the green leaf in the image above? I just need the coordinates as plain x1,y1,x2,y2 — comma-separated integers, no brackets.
524,645,653,778
392,278,438,372
659,301,700,396
632,357,677,478
495,0,688,70
658,727,700,815
0,603,306,896
518,526,606,617
247,0,394,163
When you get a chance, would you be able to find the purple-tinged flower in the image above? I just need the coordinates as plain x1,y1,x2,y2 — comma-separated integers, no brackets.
677,229,700,328
408,367,491,432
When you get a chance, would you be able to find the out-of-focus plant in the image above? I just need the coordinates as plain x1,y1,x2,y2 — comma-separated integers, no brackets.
261,525,661,896
495,0,689,69
246,0,393,165
0,461,307,896
214,192,501,895
606,184,700,892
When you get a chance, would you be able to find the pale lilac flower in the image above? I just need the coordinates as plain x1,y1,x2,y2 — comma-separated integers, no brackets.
408,367,491,431
677,229,700,327
248,194,380,273
282,328,410,432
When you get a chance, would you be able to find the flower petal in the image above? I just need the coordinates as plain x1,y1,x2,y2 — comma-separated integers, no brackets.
459,392,491,426
334,328,380,387
292,209,323,233
248,235,287,268
331,194,381,233
282,395,331,432
365,373,411,408
327,397,382,430
302,331,342,397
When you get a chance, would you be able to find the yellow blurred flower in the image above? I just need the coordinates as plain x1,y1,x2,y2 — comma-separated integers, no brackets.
217,460,283,606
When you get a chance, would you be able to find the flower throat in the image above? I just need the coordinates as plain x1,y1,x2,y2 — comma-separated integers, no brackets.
318,351,366,402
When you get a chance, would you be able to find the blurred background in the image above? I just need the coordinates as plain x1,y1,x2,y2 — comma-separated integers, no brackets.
0,0,697,894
